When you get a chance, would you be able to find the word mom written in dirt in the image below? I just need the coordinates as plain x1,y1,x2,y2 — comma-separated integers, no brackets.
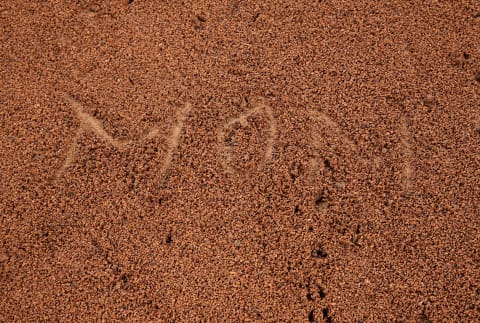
56,94,414,194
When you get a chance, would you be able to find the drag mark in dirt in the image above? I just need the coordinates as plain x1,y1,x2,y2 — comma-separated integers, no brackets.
474,116,480,135
308,109,363,180
55,127,84,180
63,93,126,147
217,98,277,174
311,111,358,154
56,93,192,183
153,101,192,186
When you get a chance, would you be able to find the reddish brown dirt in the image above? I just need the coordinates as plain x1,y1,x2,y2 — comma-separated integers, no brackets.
1,1,480,321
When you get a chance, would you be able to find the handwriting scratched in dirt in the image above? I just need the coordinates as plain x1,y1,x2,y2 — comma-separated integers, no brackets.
308,109,365,181
217,98,277,175
55,93,191,183
310,111,359,154
154,101,192,186
309,108,415,197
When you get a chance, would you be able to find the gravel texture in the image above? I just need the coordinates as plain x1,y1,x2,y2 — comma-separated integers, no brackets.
1,1,479,321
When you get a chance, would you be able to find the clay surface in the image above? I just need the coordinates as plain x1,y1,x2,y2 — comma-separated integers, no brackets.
1,1,479,321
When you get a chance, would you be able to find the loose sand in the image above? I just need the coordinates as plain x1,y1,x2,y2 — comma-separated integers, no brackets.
1,1,479,321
